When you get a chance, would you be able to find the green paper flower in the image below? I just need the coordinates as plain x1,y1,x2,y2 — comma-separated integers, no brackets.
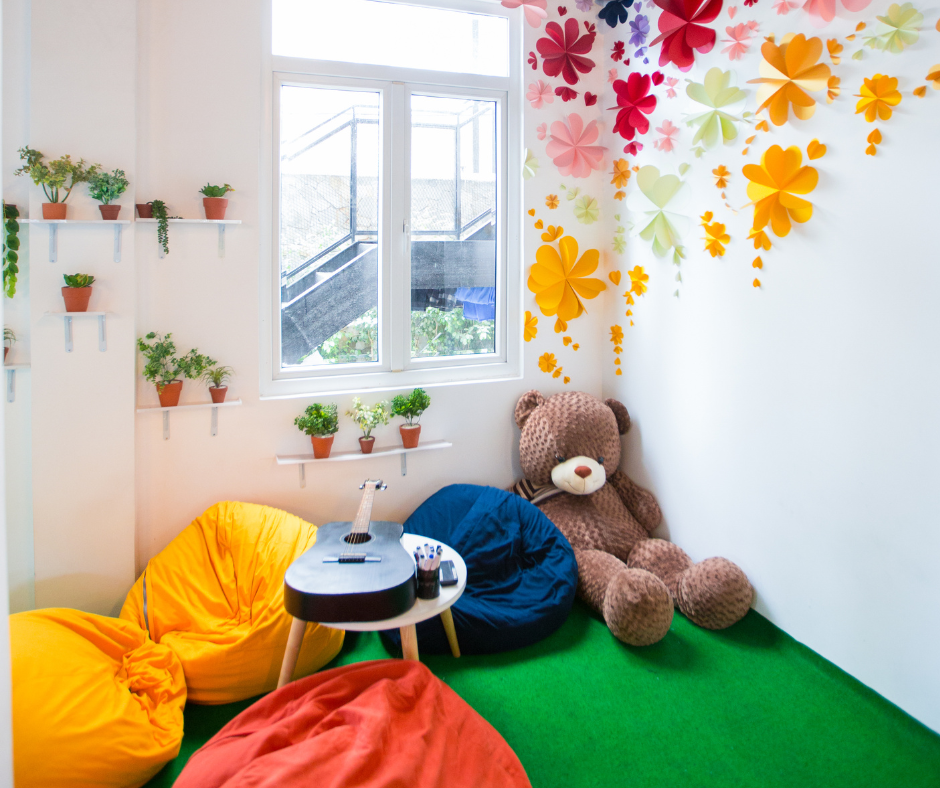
684,68,748,149
626,166,690,260
574,195,599,224
863,3,923,53
612,235,627,254
523,149,539,180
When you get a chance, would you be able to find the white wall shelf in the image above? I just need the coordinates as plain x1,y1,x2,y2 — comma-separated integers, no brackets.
24,219,131,263
137,398,242,440
276,440,453,487
136,218,241,259
4,363,30,403
43,311,108,352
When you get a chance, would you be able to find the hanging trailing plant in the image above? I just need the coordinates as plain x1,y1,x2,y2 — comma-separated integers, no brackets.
150,199,170,255
2,204,20,298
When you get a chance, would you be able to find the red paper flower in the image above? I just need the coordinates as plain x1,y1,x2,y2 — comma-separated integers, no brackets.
555,86,579,102
558,4,568,14
537,18,597,85
744,0,757,5
649,0,723,72
624,141,644,155
528,51,539,70
651,70,665,85
612,41,626,61
584,92,598,106
609,72,657,140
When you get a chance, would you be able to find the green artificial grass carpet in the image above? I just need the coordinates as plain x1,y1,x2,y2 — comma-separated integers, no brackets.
145,603,940,788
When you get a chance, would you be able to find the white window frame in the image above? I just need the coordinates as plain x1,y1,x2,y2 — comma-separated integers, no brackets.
260,0,523,399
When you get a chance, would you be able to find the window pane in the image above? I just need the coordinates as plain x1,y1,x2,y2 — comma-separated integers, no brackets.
273,0,509,77
279,85,380,368
410,95,497,360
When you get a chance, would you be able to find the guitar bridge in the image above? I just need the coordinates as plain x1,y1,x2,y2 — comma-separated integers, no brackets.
322,554,382,563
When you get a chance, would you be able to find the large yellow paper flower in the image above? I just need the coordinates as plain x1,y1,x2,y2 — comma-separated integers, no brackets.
528,236,606,326
743,145,818,238
855,74,902,122
748,34,831,127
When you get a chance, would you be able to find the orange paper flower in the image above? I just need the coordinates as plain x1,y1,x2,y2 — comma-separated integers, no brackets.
545,194,560,209
748,34,831,127
827,76,841,104
538,352,557,373
628,265,649,296
826,39,842,65
702,220,730,257
528,235,606,325
748,227,772,250
928,65,940,90
610,158,631,189
743,145,818,238
712,165,731,188
610,325,624,344
541,225,564,242
524,310,538,341
855,74,902,122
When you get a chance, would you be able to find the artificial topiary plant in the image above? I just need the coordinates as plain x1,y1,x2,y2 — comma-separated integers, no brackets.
391,388,431,426
87,169,129,205
137,332,216,386
294,403,339,437
14,147,100,204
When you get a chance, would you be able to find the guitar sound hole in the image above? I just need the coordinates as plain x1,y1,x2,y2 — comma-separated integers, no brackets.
343,533,373,545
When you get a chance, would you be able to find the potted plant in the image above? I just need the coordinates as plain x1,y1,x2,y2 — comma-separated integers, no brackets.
201,365,233,404
199,183,234,220
391,388,430,449
295,403,339,459
3,204,20,298
14,147,100,220
138,331,216,408
346,397,391,454
3,327,14,362
62,273,95,312
87,169,129,220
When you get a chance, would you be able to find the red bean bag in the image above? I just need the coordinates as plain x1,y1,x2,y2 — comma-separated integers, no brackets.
175,660,532,788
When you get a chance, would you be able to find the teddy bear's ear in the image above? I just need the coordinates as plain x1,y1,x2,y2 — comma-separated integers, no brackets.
605,398,631,435
514,390,546,430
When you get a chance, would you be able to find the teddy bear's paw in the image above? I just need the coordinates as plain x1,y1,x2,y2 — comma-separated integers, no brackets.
603,568,673,646
676,558,754,630
627,539,693,601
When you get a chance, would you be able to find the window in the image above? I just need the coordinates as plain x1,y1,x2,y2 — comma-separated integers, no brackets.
264,0,522,397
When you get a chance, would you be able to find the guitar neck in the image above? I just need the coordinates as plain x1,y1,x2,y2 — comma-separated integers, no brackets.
350,481,382,534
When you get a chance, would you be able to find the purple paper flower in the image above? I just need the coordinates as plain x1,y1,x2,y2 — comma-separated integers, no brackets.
576,0,593,10
628,13,649,47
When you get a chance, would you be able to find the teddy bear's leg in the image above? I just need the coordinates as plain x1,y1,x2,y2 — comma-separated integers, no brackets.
628,539,754,630
575,548,673,646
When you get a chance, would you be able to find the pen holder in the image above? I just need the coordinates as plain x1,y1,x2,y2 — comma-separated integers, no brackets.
416,566,441,600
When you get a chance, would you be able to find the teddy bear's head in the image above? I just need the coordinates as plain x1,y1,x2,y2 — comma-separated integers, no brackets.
514,390,631,495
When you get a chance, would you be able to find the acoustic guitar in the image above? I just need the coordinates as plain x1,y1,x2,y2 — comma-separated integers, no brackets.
284,479,417,623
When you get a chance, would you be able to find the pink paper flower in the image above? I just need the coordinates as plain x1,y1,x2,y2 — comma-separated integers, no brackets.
728,5,737,16
653,119,680,152
624,141,644,155
609,68,619,83
665,76,680,98
527,80,555,108
802,0,871,26
774,0,800,13
501,0,549,28
546,113,608,178
721,22,753,59
537,122,548,140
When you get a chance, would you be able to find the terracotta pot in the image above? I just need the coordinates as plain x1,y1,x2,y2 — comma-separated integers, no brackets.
157,380,183,407
42,203,67,220
311,434,335,459
400,424,421,449
209,386,228,404
359,436,375,454
203,197,229,220
136,203,153,218
99,204,121,220
3,347,8,362
61,286,92,313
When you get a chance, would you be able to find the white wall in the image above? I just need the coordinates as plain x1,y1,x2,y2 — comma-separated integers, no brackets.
598,2,940,732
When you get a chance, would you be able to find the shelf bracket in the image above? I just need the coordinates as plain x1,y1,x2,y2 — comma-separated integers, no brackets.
163,411,170,441
113,225,122,263
98,315,107,352
48,224,58,263
211,406,218,437
64,316,73,352
218,225,226,258
299,464,306,489
401,452,407,477
6,370,15,403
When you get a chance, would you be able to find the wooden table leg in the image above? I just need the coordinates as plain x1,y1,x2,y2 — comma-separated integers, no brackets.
278,617,308,688
400,624,419,661
440,607,461,658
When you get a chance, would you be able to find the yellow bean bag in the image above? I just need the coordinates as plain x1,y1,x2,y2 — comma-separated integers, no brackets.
120,501,344,704
11,608,186,788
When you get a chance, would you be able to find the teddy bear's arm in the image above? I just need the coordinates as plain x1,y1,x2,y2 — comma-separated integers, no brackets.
606,469,662,533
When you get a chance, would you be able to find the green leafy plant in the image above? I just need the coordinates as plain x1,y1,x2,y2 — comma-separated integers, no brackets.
4,327,15,347
150,199,170,255
63,273,95,288
137,332,216,386
2,204,20,298
87,169,129,205
14,147,101,203
411,307,494,358
199,183,234,198
294,403,339,437
346,396,391,439
201,365,233,389
391,388,431,426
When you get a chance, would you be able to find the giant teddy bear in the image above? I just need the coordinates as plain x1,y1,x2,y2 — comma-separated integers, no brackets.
513,390,753,646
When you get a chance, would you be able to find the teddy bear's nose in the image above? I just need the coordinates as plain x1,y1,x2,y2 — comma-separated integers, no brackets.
574,466,592,479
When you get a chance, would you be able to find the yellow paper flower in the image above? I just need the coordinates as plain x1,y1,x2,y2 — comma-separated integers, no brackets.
528,235,606,325
538,352,557,373
614,190,626,201
628,266,649,296
826,39,842,65
855,74,902,122
625,292,635,305
546,194,559,209
702,221,730,257
743,145,818,238
552,367,563,379
748,227,772,250
700,210,714,224
928,65,940,90
712,165,731,189
827,76,841,104
610,325,624,344
541,225,564,242
610,159,631,189
524,311,538,342
748,34,831,127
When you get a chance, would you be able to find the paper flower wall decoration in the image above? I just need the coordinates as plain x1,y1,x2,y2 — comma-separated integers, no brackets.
628,265,649,295
684,67,748,147
610,158,632,188
801,0,871,26
610,325,624,344
700,211,730,256
928,65,940,90
610,73,658,141
501,0,549,28
546,194,560,209
538,352,558,372
626,165,690,261
654,119,680,151
524,311,539,341
523,149,540,179
743,145,818,237
855,75,902,121
862,3,923,53
713,164,731,187
546,114,608,178
630,14,651,46
574,195,600,224
748,34,830,126
722,23,756,60
649,0,724,72
537,18,597,86
528,234,606,332
528,80,555,109
598,0,634,28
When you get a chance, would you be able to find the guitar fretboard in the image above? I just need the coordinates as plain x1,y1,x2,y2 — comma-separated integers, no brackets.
350,481,379,534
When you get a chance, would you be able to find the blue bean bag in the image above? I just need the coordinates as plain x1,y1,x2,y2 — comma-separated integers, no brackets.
382,485,578,655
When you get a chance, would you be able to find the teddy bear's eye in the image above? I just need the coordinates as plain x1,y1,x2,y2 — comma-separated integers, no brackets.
554,454,566,464
597,456,604,465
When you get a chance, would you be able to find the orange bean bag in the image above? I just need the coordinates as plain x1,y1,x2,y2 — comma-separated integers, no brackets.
120,501,344,704
175,660,532,788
